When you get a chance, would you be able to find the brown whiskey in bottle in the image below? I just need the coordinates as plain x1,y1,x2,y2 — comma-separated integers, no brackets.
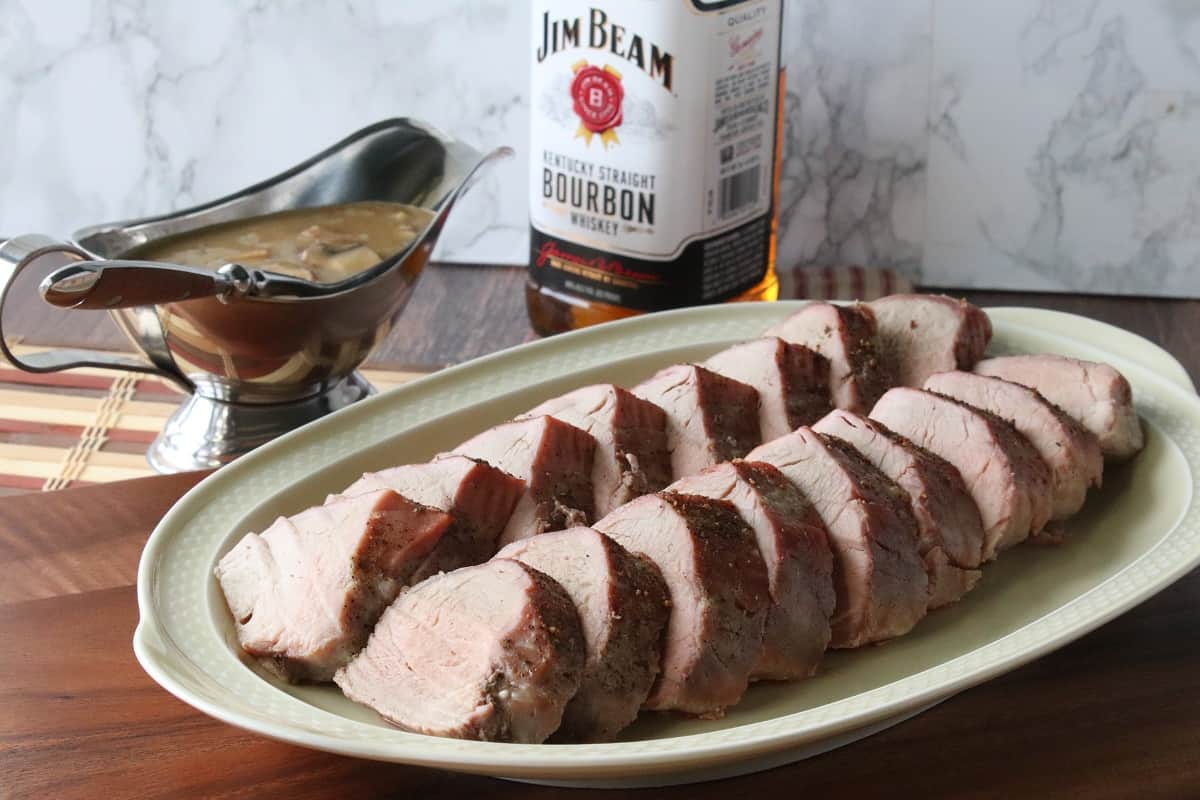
527,0,784,336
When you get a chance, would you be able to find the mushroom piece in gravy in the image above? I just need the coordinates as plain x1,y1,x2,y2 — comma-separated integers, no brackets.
127,202,434,283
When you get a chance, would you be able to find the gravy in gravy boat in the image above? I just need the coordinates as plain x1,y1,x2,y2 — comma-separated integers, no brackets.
127,201,434,283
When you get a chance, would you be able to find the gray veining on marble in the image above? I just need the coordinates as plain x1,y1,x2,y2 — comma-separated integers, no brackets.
0,0,530,263
924,0,1200,294
2,0,1198,295
775,0,931,282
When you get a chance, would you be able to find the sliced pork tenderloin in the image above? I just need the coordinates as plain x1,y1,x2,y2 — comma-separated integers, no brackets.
334,559,585,742
666,462,834,680
521,384,671,518
452,416,596,547
337,455,524,579
812,410,985,608
496,528,670,742
703,337,833,440
593,492,770,718
747,428,928,648
871,387,1054,560
924,371,1103,520
869,294,992,387
974,354,1144,461
632,364,761,480
215,489,453,682
765,302,891,413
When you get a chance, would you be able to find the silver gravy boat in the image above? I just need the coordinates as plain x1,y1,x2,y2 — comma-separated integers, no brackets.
0,118,510,472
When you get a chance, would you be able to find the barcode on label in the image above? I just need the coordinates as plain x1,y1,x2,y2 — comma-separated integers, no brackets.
718,165,761,219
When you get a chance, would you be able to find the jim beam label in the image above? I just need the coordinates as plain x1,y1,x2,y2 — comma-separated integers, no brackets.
530,0,783,311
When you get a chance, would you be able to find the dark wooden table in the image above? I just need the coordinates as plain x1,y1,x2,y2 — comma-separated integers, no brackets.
3,264,1199,799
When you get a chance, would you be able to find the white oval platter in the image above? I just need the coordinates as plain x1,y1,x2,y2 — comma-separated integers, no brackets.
134,302,1199,788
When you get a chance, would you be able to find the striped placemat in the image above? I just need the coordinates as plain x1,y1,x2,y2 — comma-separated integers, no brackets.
780,264,913,301
0,265,908,494
0,344,429,495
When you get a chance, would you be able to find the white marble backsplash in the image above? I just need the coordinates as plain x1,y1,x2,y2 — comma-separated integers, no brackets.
2,0,1198,295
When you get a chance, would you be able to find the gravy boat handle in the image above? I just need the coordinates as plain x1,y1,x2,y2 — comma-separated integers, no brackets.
0,235,193,390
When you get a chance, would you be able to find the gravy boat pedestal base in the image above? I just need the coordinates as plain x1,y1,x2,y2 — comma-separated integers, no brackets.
147,372,374,473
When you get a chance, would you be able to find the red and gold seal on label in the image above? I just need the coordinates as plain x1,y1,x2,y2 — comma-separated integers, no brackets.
570,60,623,148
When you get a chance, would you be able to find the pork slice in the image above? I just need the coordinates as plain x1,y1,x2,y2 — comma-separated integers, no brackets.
593,493,770,718
215,489,453,682
704,337,833,440
871,387,1054,560
812,410,985,608
747,429,928,647
496,528,670,742
633,364,762,479
337,455,524,579
974,354,1144,462
452,416,596,547
924,371,1103,521
334,559,585,742
869,294,993,387
666,462,834,680
765,302,891,413
522,384,671,518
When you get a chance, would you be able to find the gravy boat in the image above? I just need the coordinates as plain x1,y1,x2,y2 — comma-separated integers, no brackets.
0,118,510,472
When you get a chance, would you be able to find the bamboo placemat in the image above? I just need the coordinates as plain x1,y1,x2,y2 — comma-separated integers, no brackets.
780,264,912,302
0,344,430,495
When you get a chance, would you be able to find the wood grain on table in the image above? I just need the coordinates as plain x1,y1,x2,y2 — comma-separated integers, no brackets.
2,264,1199,799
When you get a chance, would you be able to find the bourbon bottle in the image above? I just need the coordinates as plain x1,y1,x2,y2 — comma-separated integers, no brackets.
527,0,784,335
